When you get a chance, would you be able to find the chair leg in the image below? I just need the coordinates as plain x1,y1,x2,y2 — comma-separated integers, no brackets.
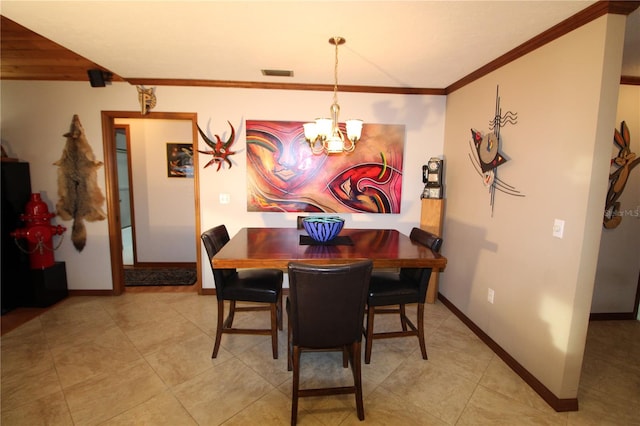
287,317,293,371
364,305,375,364
223,300,236,328
270,303,279,359
291,345,301,426
277,293,283,331
352,341,365,420
399,304,408,331
212,299,225,358
417,303,427,360
342,346,349,368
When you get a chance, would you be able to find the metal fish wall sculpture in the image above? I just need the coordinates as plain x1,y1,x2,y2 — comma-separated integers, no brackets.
54,115,107,251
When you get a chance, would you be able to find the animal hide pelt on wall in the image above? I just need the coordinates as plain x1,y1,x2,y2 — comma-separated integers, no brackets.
54,115,106,251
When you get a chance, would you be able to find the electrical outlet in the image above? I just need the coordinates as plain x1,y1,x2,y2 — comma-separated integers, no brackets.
488,288,495,304
219,193,231,204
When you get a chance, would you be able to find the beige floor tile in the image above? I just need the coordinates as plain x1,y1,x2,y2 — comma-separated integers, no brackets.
123,313,207,355
51,325,142,388
457,385,567,425
222,388,304,425
1,325,54,380
429,314,495,360
1,293,638,425
172,357,275,425
144,333,217,387
165,293,219,335
479,356,557,414
1,314,44,341
342,387,448,426
207,300,285,356
424,343,493,383
579,348,640,405
361,340,414,391
567,382,640,425
1,390,74,426
104,297,184,333
1,363,63,412
234,334,291,387
380,355,478,424
38,297,106,325
101,390,198,425
64,358,167,425
291,391,359,425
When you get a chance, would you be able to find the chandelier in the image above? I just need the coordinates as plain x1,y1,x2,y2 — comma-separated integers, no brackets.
303,36,363,155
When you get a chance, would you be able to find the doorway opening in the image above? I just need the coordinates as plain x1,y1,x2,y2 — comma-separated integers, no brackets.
115,125,136,266
101,111,201,295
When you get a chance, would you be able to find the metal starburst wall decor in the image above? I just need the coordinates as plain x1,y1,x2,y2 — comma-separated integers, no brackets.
197,121,237,171
468,86,524,215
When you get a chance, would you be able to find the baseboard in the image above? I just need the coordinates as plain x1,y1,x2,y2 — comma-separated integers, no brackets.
68,289,115,296
589,312,637,321
438,293,579,412
199,288,290,296
127,262,196,268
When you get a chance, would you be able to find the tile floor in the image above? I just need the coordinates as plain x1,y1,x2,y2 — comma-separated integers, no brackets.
1,292,638,425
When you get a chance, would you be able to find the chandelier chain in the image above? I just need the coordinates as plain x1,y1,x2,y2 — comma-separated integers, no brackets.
333,37,339,105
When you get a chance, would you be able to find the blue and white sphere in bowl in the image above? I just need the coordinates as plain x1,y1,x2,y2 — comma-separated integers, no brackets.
302,216,345,242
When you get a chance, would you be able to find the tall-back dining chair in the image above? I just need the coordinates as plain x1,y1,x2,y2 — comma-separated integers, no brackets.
201,225,283,359
296,216,307,229
287,260,373,425
364,227,443,364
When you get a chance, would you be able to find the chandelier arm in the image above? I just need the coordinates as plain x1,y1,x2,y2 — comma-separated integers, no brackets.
343,137,356,152
310,140,325,155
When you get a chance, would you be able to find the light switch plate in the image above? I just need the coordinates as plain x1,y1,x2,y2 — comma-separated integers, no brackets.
553,219,565,238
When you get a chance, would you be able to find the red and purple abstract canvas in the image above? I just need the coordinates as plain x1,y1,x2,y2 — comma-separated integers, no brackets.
246,120,404,213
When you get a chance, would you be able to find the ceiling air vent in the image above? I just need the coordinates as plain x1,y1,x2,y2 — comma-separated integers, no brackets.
261,69,294,77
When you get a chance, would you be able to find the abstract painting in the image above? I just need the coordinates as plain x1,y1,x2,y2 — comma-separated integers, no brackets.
246,120,404,213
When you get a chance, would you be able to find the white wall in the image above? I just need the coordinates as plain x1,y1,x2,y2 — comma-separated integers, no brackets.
592,84,640,315
0,81,446,290
115,118,196,263
441,14,626,400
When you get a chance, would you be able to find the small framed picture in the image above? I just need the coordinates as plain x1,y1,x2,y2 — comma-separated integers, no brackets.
166,143,194,178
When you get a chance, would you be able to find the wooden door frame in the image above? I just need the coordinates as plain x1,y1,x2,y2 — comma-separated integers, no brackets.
101,111,201,295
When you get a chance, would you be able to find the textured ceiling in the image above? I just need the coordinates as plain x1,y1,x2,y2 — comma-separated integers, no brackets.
1,1,638,90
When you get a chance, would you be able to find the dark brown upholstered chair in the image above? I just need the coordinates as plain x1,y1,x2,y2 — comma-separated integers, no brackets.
287,260,373,425
364,227,443,364
201,225,283,359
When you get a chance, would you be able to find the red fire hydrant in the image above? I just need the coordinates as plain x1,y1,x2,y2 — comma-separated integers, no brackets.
10,193,66,269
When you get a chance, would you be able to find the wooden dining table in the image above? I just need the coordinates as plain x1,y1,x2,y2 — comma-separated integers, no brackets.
211,227,447,271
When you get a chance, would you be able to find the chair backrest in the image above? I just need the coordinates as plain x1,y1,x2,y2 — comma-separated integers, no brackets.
400,227,443,301
296,216,307,229
288,260,373,349
201,225,236,298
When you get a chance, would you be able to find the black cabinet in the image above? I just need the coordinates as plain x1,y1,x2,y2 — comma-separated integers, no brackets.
1,161,32,314
27,262,68,307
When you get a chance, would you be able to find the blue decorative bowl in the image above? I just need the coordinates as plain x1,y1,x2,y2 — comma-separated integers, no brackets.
302,216,345,242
